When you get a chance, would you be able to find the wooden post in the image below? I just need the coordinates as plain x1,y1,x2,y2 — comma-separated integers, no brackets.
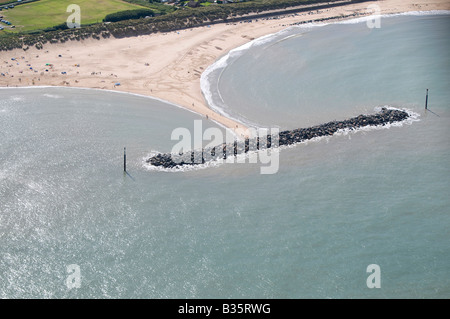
124,147,126,172
425,89,428,109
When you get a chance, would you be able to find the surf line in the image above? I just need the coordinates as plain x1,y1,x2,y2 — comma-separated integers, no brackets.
147,108,412,169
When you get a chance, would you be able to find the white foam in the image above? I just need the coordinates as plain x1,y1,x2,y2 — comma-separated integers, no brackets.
0,86,232,133
200,10,449,127
144,107,420,172
143,142,284,173
1,85,196,114
336,10,450,25
291,10,450,28
26,180,46,194
42,93,63,99
9,96,25,102
268,107,421,155
201,31,285,129
142,152,225,173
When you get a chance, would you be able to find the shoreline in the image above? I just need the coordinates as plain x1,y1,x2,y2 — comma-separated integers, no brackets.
147,107,415,169
1,0,449,136
0,84,211,120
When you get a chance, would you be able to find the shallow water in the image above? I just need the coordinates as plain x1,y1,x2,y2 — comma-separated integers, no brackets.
203,13,450,129
0,13,449,298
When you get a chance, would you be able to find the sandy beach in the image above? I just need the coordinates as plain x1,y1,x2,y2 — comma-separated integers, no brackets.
1,0,449,136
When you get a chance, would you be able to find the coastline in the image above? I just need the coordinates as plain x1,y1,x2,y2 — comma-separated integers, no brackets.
1,0,449,136
147,107,416,169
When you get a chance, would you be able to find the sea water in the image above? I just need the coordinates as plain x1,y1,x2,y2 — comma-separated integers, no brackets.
0,13,449,298
203,12,450,129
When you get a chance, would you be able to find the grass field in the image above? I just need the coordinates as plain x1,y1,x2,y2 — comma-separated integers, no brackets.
0,0,146,32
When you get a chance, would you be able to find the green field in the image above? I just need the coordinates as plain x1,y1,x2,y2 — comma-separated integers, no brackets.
1,0,146,32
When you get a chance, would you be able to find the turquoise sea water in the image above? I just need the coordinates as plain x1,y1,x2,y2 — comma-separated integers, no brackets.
1,13,449,298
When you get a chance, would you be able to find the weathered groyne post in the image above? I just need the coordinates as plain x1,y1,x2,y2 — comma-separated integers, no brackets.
425,89,429,109
124,147,127,172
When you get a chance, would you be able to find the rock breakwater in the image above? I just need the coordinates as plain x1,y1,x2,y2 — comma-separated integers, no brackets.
147,108,410,169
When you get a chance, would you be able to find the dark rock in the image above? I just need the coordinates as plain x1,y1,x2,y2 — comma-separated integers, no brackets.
147,108,410,169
